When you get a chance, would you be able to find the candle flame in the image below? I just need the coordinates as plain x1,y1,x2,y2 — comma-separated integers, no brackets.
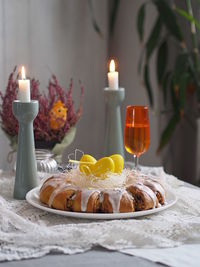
21,66,26,80
109,59,115,72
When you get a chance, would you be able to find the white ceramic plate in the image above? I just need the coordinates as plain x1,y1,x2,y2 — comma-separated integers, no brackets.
26,187,177,220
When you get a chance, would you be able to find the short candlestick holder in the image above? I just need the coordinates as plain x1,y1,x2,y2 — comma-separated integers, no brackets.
12,100,39,199
104,87,125,158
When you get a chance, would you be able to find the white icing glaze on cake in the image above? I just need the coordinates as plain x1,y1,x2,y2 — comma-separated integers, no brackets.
99,193,104,203
105,189,124,213
41,176,64,192
143,179,166,201
81,189,100,212
48,183,76,208
134,183,157,208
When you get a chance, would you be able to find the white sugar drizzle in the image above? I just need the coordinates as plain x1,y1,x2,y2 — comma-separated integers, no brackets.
126,170,164,187
143,179,166,200
135,183,157,208
41,176,65,192
126,170,142,186
81,189,100,212
105,189,124,213
48,183,77,208
99,193,104,203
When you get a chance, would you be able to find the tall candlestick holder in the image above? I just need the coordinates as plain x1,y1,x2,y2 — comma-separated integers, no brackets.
104,87,125,158
12,100,39,199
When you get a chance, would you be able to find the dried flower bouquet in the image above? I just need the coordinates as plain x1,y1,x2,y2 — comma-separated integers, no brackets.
0,67,84,157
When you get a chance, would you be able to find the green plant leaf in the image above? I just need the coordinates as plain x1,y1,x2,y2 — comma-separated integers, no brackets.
154,0,183,41
187,60,200,101
179,73,189,110
170,77,179,111
157,113,179,153
137,3,146,42
157,40,168,84
175,7,200,32
174,52,189,81
52,127,76,156
88,0,103,38
170,53,190,111
144,64,153,106
109,0,120,36
162,71,171,106
146,16,162,60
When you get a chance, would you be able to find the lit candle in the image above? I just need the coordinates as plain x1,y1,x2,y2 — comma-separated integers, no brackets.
18,66,30,102
108,59,119,89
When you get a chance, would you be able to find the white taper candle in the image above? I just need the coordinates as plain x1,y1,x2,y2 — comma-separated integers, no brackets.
18,66,30,102
108,59,119,90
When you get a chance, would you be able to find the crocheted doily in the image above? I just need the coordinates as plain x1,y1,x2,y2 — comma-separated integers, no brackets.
0,167,200,261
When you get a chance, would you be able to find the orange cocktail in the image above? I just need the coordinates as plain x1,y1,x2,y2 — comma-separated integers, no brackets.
124,106,150,168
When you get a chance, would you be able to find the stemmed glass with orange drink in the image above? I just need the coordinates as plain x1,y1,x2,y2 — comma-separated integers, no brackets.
124,106,150,170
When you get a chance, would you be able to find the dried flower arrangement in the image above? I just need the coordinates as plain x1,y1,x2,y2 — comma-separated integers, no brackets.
0,67,84,156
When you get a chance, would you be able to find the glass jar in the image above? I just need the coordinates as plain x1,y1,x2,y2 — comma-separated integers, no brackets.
36,149,58,173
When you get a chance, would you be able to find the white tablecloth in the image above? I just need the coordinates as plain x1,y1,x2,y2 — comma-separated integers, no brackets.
0,167,200,266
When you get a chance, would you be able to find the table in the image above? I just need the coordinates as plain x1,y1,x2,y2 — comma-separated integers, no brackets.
0,169,199,267
0,249,163,267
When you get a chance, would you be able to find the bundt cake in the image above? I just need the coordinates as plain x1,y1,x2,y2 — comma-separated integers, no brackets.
39,168,166,213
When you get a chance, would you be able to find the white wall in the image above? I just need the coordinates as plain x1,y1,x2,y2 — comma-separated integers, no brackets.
0,0,108,169
0,0,161,170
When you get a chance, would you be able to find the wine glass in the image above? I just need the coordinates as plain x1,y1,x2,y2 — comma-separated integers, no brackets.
124,106,150,170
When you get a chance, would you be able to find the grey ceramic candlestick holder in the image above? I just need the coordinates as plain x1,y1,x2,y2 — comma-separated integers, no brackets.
12,100,39,199
104,87,125,158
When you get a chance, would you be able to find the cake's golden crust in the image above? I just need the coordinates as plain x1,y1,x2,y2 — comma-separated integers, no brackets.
39,176,61,205
119,193,135,213
127,184,158,211
52,189,76,211
156,192,164,205
72,191,81,212
144,180,165,205
39,172,166,213
86,192,101,213
71,191,101,213
101,191,134,213
101,193,112,213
